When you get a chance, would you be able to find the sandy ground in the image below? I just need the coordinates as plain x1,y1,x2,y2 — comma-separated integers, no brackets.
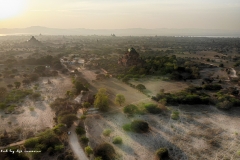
0,74,72,139
130,78,188,96
85,105,240,160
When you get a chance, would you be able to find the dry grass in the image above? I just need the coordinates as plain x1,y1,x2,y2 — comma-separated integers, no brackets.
0,74,72,140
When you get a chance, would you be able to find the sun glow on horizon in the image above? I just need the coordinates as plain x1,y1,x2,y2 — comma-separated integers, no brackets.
0,0,27,20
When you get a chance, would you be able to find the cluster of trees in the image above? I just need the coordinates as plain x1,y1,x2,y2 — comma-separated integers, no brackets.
20,55,63,70
213,91,240,110
152,84,240,110
140,56,199,79
152,87,210,105
23,130,71,159
1,68,19,78
72,77,89,95
50,98,79,127
95,54,200,81
144,103,162,114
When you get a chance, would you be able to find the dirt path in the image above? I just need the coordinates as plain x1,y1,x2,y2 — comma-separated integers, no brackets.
0,140,25,149
68,110,89,160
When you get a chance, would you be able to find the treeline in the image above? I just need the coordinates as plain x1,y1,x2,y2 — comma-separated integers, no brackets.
20,55,63,70
127,55,199,79
93,55,200,80
152,88,210,105
152,85,240,110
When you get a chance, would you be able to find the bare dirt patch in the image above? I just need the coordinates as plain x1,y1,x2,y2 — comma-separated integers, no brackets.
0,74,72,140
130,78,188,96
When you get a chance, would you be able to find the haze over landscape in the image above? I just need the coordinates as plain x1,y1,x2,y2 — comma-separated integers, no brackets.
1,0,240,36
1,1,240,160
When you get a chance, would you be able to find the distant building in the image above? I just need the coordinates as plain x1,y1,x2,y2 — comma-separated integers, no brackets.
118,47,144,66
24,36,42,47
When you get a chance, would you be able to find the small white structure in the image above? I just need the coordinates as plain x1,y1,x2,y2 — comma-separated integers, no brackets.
78,59,85,67
74,94,83,103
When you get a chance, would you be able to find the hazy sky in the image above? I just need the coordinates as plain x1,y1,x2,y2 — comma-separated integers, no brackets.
1,0,240,30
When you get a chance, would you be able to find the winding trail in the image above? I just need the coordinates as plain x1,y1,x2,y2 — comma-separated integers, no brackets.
68,110,89,160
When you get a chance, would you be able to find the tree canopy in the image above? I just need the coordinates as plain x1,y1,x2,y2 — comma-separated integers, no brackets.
115,94,125,106
94,88,109,111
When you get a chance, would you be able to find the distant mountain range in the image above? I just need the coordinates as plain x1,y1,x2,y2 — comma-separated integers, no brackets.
0,26,240,37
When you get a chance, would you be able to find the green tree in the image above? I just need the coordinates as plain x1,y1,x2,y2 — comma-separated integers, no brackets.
115,94,125,106
58,114,78,128
14,81,21,89
94,143,115,160
74,81,88,94
112,136,122,144
80,136,89,144
136,84,146,91
85,146,93,157
131,120,149,133
76,126,86,135
94,88,109,111
123,104,138,115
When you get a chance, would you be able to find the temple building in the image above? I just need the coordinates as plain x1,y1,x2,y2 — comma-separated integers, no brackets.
118,48,144,66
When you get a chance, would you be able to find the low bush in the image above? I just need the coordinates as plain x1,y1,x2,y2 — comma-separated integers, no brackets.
144,103,161,114
203,84,222,91
85,146,93,156
136,84,146,91
80,136,89,144
156,148,169,160
29,106,34,111
76,126,86,135
94,143,115,160
122,124,131,131
31,92,41,100
112,136,122,144
171,111,179,120
216,100,233,110
131,120,149,133
103,129,111,136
